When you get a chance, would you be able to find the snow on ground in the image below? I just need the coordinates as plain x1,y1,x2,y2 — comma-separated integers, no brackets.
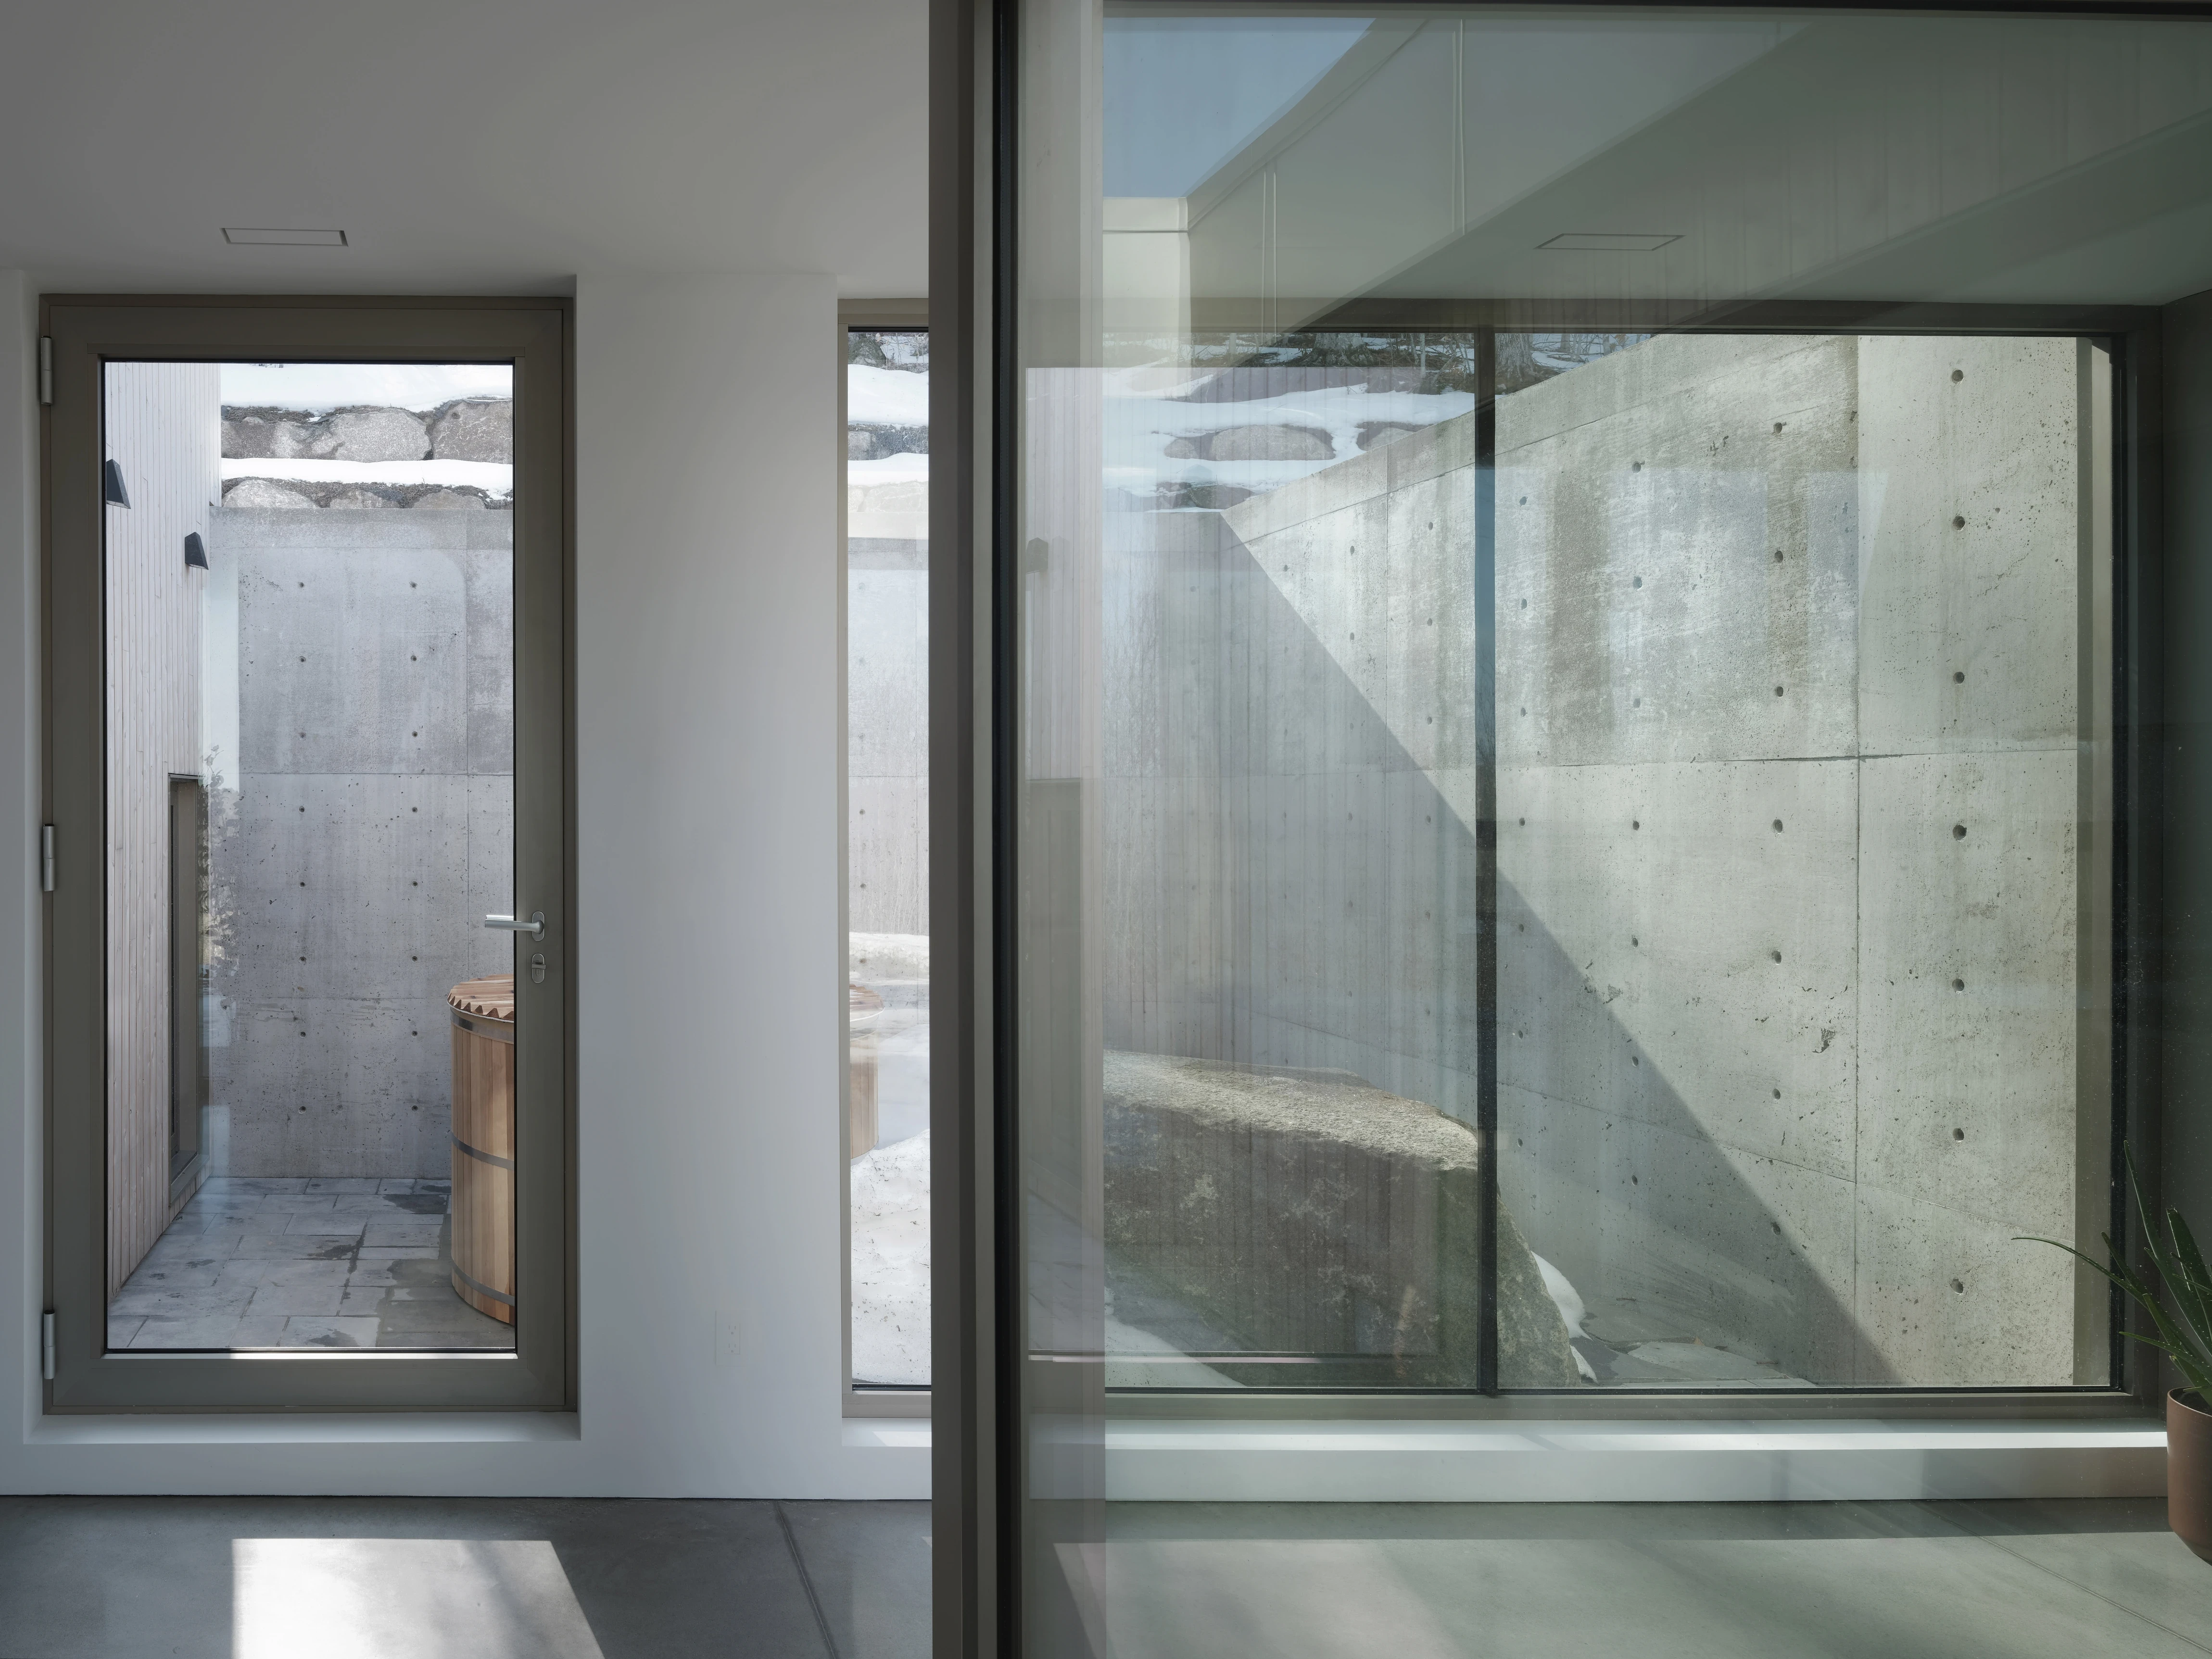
851,1129,930,1385
221,458,514,495
848,453,929,488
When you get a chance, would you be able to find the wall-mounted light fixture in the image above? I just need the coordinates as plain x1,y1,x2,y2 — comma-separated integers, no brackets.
103,460,130,507
184,532,208,570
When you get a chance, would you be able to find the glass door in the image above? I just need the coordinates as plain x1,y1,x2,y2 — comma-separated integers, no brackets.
46,301,570,1411
102,358,522,1357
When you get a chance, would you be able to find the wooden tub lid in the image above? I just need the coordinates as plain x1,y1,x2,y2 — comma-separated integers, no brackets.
449,974,516,1023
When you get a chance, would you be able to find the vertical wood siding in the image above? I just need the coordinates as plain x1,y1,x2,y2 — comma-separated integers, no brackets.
104,362,219,1296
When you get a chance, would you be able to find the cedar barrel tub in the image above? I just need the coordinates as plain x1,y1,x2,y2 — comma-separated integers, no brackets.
447,973,516,1324
849,982,884,1159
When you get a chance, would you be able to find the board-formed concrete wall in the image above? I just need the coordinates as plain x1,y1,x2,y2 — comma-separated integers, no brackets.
848,535,928,936
1103,332,2102,1386
206,506,515,1178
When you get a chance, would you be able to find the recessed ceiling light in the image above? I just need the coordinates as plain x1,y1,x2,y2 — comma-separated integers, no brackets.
1539,232,1680,252
222,227,348,247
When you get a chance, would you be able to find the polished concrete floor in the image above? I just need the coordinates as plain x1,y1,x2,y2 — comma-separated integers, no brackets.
1098,1497,2212,1659
1,1494,2208,1657
107,1177,513,1350
0,1496,931,1659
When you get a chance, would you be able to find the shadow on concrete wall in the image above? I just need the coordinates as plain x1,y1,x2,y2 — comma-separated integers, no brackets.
1101,507,1879,1383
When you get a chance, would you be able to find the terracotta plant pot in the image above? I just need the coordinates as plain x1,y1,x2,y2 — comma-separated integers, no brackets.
2172,1389,2212,1565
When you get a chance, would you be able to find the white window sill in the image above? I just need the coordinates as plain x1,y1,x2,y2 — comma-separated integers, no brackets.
30,1412,582,1446
1102,1418,2168,1503
843,1419,932,1451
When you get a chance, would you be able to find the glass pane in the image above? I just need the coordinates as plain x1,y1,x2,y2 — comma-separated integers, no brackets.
1005,0,2202,1643
848,328,931,1387
103,361,520,1353
1492,330,2112,1388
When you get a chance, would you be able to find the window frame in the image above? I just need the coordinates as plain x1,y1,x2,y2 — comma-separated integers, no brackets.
42,294,576,1413
840,297,934,1419
1061,305,2163,1421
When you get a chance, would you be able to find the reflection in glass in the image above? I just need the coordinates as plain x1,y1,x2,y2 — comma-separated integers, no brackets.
102,360,519,1352
996,1,2187,1415
848,329,932,1387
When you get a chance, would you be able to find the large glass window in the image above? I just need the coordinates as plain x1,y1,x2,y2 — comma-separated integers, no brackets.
985,4,2212,1644
1027,0,2156,1400
1081,325,2113,1394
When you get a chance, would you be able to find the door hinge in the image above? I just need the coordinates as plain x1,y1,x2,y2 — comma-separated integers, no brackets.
41,1312,55,1381
40,825,54,892
38,337,51,406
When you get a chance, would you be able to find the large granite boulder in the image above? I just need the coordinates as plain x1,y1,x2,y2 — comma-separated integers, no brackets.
221,478,315,509
323,407,428,462
1103,1051,1580,1388
1164,423,1335,463
429,399,514,463
222,405,432,462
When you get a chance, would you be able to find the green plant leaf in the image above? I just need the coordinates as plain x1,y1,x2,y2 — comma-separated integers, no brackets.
2165,1209,2212,1355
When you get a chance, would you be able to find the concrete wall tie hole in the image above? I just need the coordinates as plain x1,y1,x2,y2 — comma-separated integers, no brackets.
1770,950,1782,963
1951,1278,1966,1294
1953,823,1967,839
1952,369,1965,382
1953,515,1966,529
1772,818,1784,832
1952,978,1965,992
1954,669,1966,683
1953,1127,1965,1141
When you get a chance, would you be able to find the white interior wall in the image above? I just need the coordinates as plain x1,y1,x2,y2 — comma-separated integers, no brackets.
0,269,928,1497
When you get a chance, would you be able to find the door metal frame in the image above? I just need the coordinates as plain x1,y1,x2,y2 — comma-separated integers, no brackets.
41,294,575,1412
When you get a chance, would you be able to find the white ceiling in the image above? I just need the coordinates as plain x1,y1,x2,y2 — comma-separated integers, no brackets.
0,0,929,295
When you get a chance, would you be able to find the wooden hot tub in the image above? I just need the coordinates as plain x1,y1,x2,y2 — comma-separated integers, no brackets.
448,973,515,1324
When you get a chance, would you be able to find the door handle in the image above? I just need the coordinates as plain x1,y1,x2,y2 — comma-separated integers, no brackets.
485,912,545,940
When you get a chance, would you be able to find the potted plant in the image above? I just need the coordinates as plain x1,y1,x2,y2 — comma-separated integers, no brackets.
2023,1155,2212,1563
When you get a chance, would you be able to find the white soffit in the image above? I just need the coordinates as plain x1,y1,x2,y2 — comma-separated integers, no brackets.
0,0,928,295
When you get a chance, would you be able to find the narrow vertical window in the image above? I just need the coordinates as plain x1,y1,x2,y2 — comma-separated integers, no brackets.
847,326,931,1391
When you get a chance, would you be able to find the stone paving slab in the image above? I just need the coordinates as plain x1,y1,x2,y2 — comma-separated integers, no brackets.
108,1177,511,1351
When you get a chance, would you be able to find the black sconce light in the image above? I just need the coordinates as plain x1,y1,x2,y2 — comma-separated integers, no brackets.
103,460,131,508
184,532,208,570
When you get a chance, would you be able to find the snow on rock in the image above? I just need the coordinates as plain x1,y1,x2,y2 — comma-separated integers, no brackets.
220,457,514,493
851,1129,931,1386
848,364,931,426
